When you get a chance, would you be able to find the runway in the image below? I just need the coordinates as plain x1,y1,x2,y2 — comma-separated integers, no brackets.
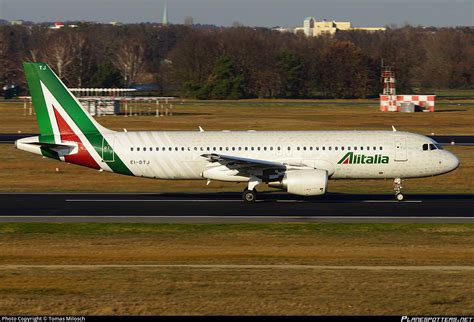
1,133,474,145
0,193,472,223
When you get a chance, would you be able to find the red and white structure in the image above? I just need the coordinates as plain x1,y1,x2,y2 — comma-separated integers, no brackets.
380,95,436,112
380,65,435,112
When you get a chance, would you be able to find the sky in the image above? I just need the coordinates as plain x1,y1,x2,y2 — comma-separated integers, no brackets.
0,0,472,27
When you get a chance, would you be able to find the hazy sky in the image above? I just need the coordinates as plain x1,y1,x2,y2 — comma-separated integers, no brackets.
0,0,472,27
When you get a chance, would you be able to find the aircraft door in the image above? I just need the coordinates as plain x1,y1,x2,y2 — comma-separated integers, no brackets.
395,138,407,161
102,136,115,162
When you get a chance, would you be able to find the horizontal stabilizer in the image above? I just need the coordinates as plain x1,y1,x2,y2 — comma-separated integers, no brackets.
27,141,77,155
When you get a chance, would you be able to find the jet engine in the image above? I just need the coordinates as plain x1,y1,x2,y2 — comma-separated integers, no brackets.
269,169,328,196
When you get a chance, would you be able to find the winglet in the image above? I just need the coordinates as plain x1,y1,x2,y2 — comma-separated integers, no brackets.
392,125,397,132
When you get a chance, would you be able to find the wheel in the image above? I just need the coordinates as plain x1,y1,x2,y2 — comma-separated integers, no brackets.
396,193,404,201
243,189,257,203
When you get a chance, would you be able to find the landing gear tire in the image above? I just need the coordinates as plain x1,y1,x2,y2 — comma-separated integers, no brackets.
243,189,257,203
393,178,404,202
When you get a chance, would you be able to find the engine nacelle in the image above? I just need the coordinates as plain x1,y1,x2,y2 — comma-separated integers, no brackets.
269,169,328,196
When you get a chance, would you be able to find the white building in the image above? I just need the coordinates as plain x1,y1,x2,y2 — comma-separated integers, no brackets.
288,17,386,37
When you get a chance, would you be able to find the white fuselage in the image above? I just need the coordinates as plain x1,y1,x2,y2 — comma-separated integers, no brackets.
103,130,458,180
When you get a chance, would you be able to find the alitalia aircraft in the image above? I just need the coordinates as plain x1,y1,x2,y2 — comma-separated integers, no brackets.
16,62,459,202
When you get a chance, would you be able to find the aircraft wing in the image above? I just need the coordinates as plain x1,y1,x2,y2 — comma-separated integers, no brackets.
201,153,286,170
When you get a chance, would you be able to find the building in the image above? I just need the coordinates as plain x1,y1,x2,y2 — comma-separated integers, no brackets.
49,22,65,29
276,18,386,37
162,3,169,25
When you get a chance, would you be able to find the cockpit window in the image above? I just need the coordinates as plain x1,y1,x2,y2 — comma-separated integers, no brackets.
423,143,442,151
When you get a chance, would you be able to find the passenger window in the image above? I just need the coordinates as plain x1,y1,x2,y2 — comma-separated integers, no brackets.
335,147,338,151
360,147,363,150
207,147,210,151
379,146,383,150
232,147,235,151
309,147,313,151
137,147,140,151
303,147,306,151
239,147,242,151
348,146,351,151
213,147,216,151
322,147,325,151
226,147,229,151
287,147,291,151
354,146,357,151
245,147,248,151
341,147,344,151
251,147,255,151
329,147,332,151
219,147,223,151
264,147,267,151
316,147,319,151
270,147,273,151
277,147,281,151
200,147,204,151
130,147,134,151
367,146,370,150
257,147,261,151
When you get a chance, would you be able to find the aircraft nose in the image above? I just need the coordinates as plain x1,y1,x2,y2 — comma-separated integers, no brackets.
446,152,460,172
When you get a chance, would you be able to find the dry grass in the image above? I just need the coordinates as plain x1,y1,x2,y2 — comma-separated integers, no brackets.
2,99,474,134
0,267,472,315
0,223,472,315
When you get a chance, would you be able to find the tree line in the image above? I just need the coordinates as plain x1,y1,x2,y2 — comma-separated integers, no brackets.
0,23,472,99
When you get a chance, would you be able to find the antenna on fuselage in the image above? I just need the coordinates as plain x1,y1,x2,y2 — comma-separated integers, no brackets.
392,125,397,132
199,126,204,132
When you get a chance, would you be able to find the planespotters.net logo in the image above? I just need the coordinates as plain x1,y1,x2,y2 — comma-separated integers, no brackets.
401,317,474,322
337,152,389,164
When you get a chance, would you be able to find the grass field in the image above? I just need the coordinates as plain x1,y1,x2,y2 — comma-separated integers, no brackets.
0,223,472,315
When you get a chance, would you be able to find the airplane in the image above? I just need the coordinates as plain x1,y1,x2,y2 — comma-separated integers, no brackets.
16,62,460,202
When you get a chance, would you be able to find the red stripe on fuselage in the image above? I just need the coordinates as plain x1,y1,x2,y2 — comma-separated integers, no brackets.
53,106,100,169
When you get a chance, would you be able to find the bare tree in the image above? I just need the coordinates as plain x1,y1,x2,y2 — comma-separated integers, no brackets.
112,41,145,86
0,31,16,85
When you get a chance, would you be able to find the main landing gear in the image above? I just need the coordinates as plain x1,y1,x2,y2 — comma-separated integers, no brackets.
243,189,257,203
243,177,261,203
393,177,404,201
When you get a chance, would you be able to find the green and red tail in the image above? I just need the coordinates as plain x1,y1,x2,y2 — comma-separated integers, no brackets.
23,62,132,175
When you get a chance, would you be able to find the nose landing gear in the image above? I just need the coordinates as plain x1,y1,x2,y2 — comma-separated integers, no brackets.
393,178,404,201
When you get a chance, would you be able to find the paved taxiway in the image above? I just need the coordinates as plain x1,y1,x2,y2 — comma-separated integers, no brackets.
0,193,472,223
